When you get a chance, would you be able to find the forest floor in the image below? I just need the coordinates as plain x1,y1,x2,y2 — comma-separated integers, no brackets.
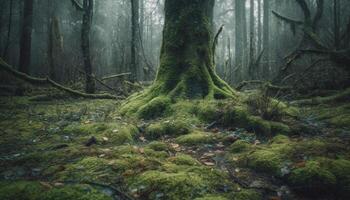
0,88,349,200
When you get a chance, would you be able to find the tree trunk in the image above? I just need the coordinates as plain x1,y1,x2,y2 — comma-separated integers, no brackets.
126,0,233,102
262,0,270,79
235,0,244,81
19,0,34,74
2,0,13,59
334,0,340,49
249,0,255,79
130,0,139,83
81,0,95,93
257,0,262,55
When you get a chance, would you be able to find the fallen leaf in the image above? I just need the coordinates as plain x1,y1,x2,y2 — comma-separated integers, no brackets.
139,136,146,142
294,161,306,168
40,182,52,189
269,196,282,200
203,162,215,166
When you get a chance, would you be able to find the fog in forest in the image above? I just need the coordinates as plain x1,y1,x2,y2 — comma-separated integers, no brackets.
0,1,350,200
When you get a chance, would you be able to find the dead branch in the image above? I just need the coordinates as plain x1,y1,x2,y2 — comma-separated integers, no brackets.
102,73,131,81
70,0,84,11
0,58,122,100
212,24,224,57
236,80,291,91
73,66,119,94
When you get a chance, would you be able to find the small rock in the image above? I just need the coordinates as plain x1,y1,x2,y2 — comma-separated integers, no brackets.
85,136,97,147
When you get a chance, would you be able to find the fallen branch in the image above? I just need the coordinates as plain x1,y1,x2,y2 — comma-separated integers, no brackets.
235,80,291,91
102,73,131,81
0,58,122,100
291,87,350,105
73,66,120,94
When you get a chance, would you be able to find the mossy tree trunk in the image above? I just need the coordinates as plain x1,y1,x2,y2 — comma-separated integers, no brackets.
149,0,233,99
122,0,235,118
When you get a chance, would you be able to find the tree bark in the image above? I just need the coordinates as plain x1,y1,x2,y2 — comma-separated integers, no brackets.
262,0,270,79
19,0,34,74
249,0,255,79
126,0,234,102
2,0,13,59
130,0,139,83
81,0,95,93
235,0,245,81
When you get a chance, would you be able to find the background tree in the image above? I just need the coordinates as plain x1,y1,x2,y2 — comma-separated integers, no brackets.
130,0,139,83
19,0,34,74
71,0,95,93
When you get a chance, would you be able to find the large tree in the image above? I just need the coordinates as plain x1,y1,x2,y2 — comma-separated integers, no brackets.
122,0,234,115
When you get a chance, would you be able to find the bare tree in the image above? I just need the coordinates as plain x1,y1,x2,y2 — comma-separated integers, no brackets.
71,0,95,93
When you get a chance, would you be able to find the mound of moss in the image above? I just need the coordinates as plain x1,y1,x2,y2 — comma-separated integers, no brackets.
228,135,350,198
145,119,191,139
0,181,112,200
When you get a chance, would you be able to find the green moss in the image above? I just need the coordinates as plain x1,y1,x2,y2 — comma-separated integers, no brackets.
234,189,261,200
131,170,207,199
167,154,200,166
307,102,350,128
247,149,283,175
104,124,139,145
195,195,229,200
137,96,172,119
270,121,291,135
288,161,337,193
146,141,169,151
321,158,350,197
0,181,112,200
57,157,117,182
270,135,290,144
194,101,221,122
145,119,191,139
176,131,213,145
229,140,251,153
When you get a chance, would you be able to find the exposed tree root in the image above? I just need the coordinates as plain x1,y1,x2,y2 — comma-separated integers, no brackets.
0,58,121,100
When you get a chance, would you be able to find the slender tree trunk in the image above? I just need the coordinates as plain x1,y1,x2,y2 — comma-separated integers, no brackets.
3,0,13,59
242,0,248,79
249,0,255,79
130,0,139,83
235,0,244,81
334,0,340,49
19,0,34,74
262,0,270,79
81,0,95,93
257,0,262,54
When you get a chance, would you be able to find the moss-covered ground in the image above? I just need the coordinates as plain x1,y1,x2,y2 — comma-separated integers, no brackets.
0,89,349,200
